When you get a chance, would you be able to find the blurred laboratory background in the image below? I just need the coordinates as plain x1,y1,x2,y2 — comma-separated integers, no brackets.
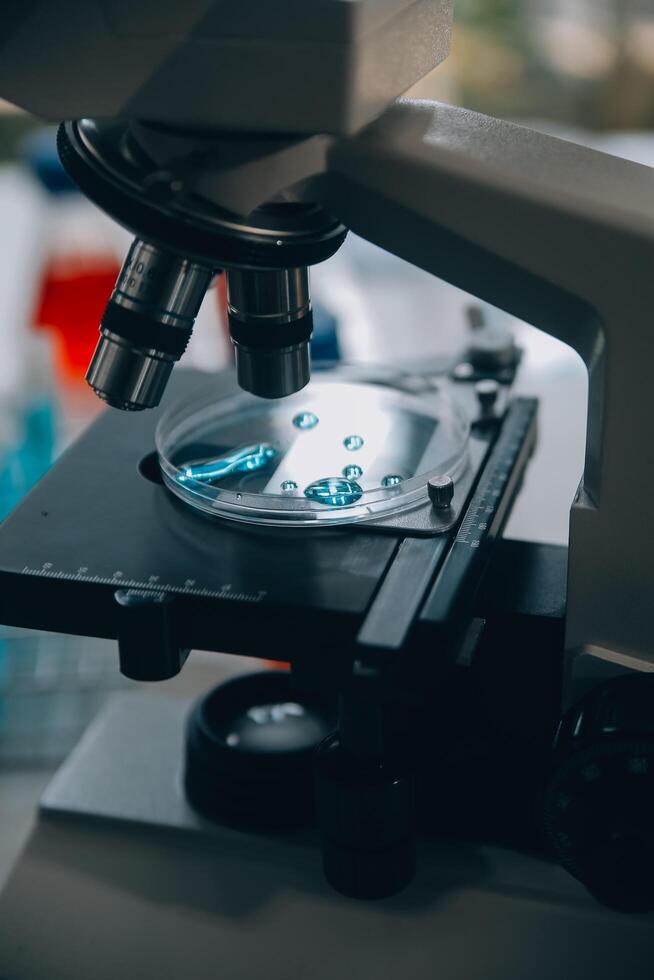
424,0,654,128
1,0,653,880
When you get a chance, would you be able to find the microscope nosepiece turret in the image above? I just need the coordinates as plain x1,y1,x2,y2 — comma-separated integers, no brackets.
56,119,347,408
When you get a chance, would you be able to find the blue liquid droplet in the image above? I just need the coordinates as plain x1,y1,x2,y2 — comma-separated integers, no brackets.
179,443,277,483
381,474,403,487
304,477,363,507
281,480,298,492
343,434,364,451
293,411,319,430
342,464,363,480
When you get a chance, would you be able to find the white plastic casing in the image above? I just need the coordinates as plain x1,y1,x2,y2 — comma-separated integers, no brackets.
0,0,453,134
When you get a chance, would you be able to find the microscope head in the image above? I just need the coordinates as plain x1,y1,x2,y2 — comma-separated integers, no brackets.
0,0,453,406
0,1,453,136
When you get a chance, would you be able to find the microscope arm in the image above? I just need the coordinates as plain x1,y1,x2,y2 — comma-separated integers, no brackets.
323,99,654,700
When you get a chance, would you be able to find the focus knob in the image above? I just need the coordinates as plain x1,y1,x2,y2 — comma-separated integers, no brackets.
544,675,654,912
314,733,415,900
185,671,334,830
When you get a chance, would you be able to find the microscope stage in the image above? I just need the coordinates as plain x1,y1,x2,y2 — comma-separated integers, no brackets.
0,369,537,668
0,371,405,658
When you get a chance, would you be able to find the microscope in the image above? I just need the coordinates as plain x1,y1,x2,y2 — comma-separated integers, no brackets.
1,3,654,977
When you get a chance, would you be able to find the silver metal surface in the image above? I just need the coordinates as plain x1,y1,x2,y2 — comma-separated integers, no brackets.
227,268,310,324
113,240,213,328
428,475,454,509
87,239,214,410
233,341,311,399
86,333,173,411
227,267,312,398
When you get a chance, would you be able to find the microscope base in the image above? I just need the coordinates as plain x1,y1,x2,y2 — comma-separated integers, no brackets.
0,692,653,980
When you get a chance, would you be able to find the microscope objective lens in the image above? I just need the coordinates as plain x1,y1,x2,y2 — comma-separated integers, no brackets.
304,478,363,507
343,434,364,451
382,474,403,487
293,412,319,430
343,464,363,480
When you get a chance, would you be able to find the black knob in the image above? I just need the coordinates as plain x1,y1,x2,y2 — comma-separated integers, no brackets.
544,675,654,912
314,733,415,900
114,589,189,681
185,671,334,830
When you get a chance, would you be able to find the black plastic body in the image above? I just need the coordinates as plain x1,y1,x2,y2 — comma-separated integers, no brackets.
0,366,574,900
185,671,335,830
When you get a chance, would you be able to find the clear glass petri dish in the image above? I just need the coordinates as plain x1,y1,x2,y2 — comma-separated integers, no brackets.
156,369,470,528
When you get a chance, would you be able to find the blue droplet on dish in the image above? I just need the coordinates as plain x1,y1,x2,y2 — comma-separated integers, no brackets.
343,464,363,480
304,477,363,507
343,434,364,451
280,480,298,492
293,411,319,430
381,474,402,487
178,443,277,483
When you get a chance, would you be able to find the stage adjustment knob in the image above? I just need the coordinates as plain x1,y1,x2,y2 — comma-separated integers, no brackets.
544,675,654,912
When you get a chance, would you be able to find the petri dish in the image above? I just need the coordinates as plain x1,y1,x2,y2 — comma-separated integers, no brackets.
156,369,470,528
